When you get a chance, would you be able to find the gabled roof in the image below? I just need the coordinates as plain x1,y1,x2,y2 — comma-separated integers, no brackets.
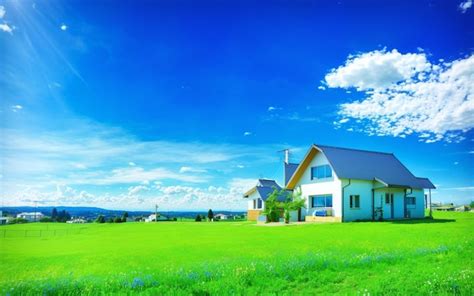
284,162,299,186
243,179,290,202
286,144,435,190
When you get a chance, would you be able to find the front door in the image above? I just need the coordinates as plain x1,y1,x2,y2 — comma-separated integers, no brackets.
383,193,394,219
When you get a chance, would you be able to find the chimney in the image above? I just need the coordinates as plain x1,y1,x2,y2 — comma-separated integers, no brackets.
284,149,289,164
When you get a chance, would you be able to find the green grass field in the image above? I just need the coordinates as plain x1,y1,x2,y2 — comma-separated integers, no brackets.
1,211,473,295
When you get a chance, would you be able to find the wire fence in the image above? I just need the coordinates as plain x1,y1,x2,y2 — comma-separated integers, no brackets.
0,227,86,238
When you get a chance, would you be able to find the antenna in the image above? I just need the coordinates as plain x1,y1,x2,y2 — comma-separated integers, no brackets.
278,148,290,164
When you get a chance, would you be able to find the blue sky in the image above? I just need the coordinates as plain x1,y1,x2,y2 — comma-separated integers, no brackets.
1,0,473,210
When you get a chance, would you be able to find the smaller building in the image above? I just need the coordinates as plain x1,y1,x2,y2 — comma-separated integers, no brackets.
16,212,44,222
66,218,87,224
0,211,10,225
215,213,229,220
145,214,168,222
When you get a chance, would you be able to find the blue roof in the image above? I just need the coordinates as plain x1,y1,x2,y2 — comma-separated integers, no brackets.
316,145,435,189
244,179,290,201
284,163,299,186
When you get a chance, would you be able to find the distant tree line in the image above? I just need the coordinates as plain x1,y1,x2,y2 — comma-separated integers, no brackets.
50,208,71,222
95,212,128,223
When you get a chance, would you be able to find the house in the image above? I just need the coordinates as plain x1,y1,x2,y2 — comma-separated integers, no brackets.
244,144,435,222
215,213,229,220
243,179,292,221
144,214,168,222
66,218,87,224
16,212,45,222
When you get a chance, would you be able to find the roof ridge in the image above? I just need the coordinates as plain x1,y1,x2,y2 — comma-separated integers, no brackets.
314,143,393,155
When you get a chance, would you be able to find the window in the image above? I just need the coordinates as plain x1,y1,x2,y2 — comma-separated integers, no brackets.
253,200,256,209
257,198,263,209
350,195,360,209
310,165,332,180
311,194,333,208
406,197,416,205
385,193,393,204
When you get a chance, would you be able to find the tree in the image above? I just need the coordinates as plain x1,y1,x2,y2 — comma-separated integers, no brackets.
114,217,123,223
195,214,202,222
207,209,214,221
122,212,129,222
470,201,474,208
51,208,58,221
107,217,114,223
95,215,106,223
262,189,282,222
262,188,306,223
281,188,306,224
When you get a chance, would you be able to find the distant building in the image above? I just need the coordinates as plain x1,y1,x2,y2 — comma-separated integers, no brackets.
455,205,470,212
145,214,168,222
215,213,229,220
66,218,87,224
0,211,9,225
16,212,44,222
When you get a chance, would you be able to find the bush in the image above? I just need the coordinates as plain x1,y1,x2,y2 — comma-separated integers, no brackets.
39,217,53,223
9,218,28,224
195,215,202,222
95,215,106,223
114,217,123,223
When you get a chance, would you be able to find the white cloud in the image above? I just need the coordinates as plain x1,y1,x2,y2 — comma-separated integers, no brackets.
268,106,276,111
326,49,474,142
325,49,430,91
128,162,136,166
73,163,87,169
0,23,13,33
318,85,326,90
0,6,13,34
453,161,459,165
459,0,473,13
339,118,349,124
236,164,245,169
11,105,23,112
243,131,252,136
128,185,149,196
60,24,68,31
179,166,207,173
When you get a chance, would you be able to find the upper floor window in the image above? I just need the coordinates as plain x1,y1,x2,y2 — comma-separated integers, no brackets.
311,194,333,208
406,197,416,205
310,165,332,180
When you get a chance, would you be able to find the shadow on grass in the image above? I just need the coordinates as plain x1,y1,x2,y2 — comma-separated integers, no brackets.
389,218,456,224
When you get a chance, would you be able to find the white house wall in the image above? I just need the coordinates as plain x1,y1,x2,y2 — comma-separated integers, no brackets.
408,189,425,218
247,190,265,210
295,151,342,218
341,179,374,221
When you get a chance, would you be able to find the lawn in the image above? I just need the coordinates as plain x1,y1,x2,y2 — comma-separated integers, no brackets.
1,211,473,295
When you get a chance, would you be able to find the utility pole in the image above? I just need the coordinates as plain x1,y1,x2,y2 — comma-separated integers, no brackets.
155,204,158,222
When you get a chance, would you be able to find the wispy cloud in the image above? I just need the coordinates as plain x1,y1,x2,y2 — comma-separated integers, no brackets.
325,49,474,143
179,166,207,173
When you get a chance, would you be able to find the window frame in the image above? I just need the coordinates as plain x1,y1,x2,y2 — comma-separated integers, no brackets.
406,196,416,205
310,194,333,208
310,164,333,180
350,195,360,209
